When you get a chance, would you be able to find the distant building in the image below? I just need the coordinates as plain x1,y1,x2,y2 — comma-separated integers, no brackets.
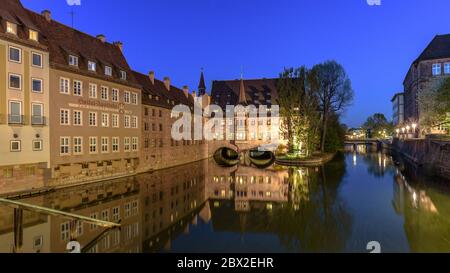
403,34,450,122
391,93,404,126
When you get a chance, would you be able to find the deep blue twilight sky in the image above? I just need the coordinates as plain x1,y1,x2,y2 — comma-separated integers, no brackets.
21,0,450,127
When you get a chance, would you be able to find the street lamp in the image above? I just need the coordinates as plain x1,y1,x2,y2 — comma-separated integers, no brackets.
412,123,417,138
396,128,400,137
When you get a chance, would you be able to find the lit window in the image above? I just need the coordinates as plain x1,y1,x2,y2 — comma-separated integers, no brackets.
73,80,82,96
131,93,138,104
112,137,119,152
432,63,441,76
132,137,138,151
105,66,112,76
445,63,450,74
60,222,70,241
32,52,43,67
112,114,119,128
9,46,21,62
89,83,97,98
88,61,96,72
60,137,70,155
6,22,17,35
69,55,78,67
124,137,131,152
59,78,69,94
131,116,138,128
102,113,109,127
10,140,21,152
120,71,127,80
32,78,42,93
29,30,38,41
124,115,131,128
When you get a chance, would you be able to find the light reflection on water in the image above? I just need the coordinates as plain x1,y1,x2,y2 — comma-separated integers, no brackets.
0,147,449,253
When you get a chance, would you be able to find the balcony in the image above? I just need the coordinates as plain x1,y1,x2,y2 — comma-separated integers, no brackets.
31,116,46,126
8,115,24,125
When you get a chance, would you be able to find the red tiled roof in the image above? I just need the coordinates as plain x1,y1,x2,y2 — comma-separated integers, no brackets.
211,78,278,109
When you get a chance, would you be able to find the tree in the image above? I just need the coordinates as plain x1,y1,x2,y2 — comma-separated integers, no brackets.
277,67,321,156
311,61,354,153
363,113,393,138
418,78,450,135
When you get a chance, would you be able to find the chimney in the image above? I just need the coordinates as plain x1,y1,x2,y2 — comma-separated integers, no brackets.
41,10,51,22
96,34,106,43
148,71,155,85
113,41,123,52
183,86,189,98
163,77,171,91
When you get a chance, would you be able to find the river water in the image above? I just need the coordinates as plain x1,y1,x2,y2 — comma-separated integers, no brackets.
0,146,449,253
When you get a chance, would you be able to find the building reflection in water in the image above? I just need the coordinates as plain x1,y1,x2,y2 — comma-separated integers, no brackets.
1,152,449,253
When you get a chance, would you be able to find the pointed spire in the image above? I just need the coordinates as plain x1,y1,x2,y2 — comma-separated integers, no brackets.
238,77,247,105
198,68,206,96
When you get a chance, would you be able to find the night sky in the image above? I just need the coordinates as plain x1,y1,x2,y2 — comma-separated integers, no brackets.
21,0,450,127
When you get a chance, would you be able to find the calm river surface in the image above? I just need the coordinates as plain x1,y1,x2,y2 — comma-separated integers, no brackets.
1,147,449,253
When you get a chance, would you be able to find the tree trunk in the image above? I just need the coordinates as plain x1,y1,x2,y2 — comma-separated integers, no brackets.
321,112,328,153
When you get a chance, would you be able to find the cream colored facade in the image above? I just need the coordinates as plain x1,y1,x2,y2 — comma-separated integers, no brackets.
49,68,142,186
0,38,50,194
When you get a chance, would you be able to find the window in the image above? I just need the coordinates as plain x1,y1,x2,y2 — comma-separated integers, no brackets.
445,63,450,74
101,86,108,100
60,137,70,155
159,124,163,131
124,91,130,104
112,114,119,128
432,63,441,76
112,89,119,102
112,137,119,152
69,55,78,67
131,201,139,215
89,83,97,98
73,110,82,126
131,93,138,105
33,140,43,151
89,137,97,154
112,207,120,222
9,101,22,124
124,137,131,152
9,46,21,62
101,113,109,127
9,74,21,90
120,71,127,80
73,137,83,155
101,210,109,221
88,61,96,72
32,78,43,93
33,236,43,250
105,66,112,76
132,137,138,151
101,137,109,153
124,203,131,218
6,22,17,35
131,116,138,128
60,109,70,125
124,115,131,128
60,78,70,94
60,222,70,241
89,112,97,126
90,213,98,230
29,30,38,41
32,52,43,67
10,141,21,152
31,103,44,125
73,80,82,96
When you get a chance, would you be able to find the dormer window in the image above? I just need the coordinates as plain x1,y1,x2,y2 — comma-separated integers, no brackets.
120,71,127,80
6,22,17,35
29,30,39,42
88,61,96,72
105,66,112,76
69,55,78,67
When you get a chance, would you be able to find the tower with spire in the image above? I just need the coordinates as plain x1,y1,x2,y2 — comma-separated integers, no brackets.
198,69,207,96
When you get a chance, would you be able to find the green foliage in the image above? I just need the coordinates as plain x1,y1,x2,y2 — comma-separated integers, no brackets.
363,113,394,138
324,113,346,152
418,78,450,134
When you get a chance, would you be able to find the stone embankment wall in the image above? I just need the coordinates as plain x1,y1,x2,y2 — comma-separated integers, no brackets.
393,136,450,179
